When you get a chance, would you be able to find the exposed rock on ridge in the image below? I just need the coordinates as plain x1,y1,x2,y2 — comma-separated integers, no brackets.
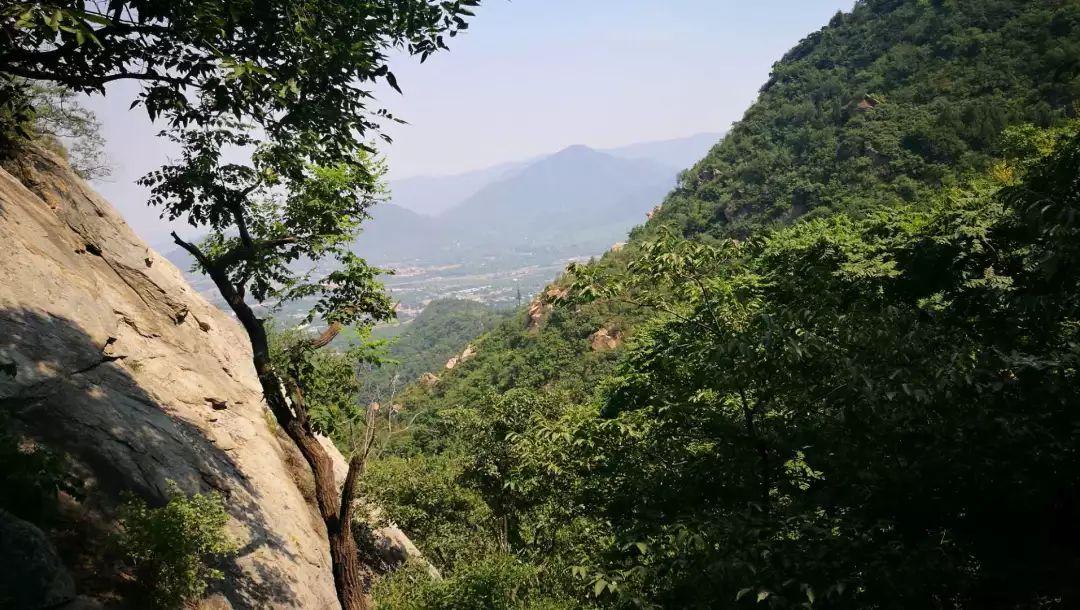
526,286,568,331
444,343,476,370
588,326,623,352
0,150,341,608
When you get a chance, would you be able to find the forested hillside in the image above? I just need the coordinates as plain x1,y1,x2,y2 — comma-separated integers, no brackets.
360,1,1080,608
360,299,511,406
653,0,1080,238
400,0,1080,412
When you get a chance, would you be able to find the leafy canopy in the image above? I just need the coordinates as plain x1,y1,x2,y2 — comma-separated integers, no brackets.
2,0,476,168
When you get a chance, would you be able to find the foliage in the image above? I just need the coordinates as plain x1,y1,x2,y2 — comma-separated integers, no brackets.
367,109,1080,610
0,420,82,524
2,0,476,170
118,483,237,609
268,322,386,448
364,3,1080,605
647,0,1080,239
506,127,1080,608
361,453,495,571
373,554,574,610
448,390,564,552
0,80,109,179
395,297,640,453
361,299,511,410
405,0,1080,450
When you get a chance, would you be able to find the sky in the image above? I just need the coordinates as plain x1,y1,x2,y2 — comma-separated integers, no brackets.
84,0,854,246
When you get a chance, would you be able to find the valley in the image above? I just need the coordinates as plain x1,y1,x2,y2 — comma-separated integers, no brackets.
170,134,718,329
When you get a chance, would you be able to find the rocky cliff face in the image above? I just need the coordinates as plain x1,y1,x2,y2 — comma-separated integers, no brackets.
0,149,342,608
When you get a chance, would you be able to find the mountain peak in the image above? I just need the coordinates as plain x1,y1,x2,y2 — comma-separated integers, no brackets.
552,144,599,158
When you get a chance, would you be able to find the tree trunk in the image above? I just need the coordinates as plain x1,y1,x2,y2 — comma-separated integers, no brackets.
738,388,771,516
254,340,369,610
171,233,368,610
330,523,367,610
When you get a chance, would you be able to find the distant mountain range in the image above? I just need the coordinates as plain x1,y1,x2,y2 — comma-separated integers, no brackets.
386,132,721,217
165,132,726,314
353,132,723,265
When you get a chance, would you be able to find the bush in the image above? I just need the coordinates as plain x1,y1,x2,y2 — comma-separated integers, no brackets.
360,454,495,572
118,484,237,609
373,554,574,610
0,423,81,524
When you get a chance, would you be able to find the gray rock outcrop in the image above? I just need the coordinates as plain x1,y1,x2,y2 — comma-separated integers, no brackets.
0,149,341,608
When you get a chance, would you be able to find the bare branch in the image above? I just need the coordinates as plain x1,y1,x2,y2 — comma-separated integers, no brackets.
339,405,378,525
171,231,213,269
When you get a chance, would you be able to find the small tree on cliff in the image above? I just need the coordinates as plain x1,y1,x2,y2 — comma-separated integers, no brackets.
3,2,477,608
150,137,394,609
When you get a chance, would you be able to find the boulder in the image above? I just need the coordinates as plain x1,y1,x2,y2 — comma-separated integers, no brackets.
588,327,623,352
419,372,441,389
444,343,477,370
0,509,76,609
526,286,569,331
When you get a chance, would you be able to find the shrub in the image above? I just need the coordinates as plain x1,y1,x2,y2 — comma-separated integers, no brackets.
0,421,82,524
118,483,237,609
360,454,495,571
373,554,574,610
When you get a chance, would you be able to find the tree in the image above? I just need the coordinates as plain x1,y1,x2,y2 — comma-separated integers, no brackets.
3,2,478,608
27,82,110,178
0,79,110,179
2,0,477,165
153,147,398,610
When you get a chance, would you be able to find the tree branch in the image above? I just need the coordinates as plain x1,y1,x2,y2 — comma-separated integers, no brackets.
172,231,270,364
308,322,342,350
0,64,188,90
214,235,301,269
227,184,260,251
171,230,214,270
738,387,771,516
284,375,311,428
340,405,378,525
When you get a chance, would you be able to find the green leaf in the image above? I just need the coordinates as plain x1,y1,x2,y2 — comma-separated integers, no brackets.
386,72,402,94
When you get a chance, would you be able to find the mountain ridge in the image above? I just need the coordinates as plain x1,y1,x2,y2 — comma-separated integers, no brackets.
353,142,688,266
386,132,723,217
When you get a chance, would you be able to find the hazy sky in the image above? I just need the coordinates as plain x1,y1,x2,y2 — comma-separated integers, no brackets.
85,0,854,246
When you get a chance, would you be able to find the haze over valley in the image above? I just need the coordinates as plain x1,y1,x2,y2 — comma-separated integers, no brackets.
169,132,721,326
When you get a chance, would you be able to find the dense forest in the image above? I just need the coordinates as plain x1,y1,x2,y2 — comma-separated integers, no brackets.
360,299,510,414
350,1,1080,608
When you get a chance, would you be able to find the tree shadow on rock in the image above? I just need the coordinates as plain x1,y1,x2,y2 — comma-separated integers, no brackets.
0,308,302,608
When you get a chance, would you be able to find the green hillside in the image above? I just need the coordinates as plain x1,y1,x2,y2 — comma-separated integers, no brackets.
360,299,511,407
653,0,1080,239
362,1,1080,608
398,0,1080,417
